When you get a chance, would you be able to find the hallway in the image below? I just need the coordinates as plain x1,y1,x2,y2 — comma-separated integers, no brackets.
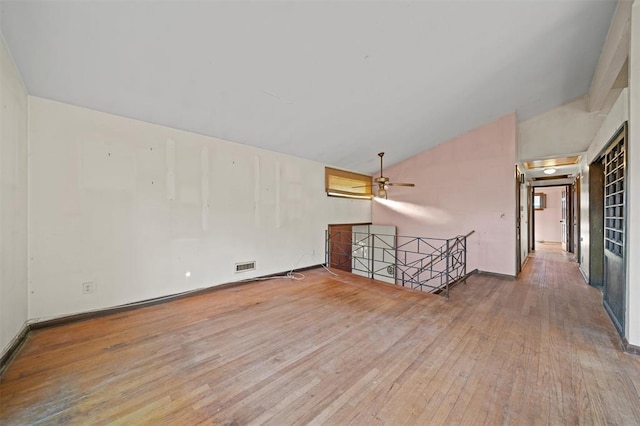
481,244,640,423
2,246,640,424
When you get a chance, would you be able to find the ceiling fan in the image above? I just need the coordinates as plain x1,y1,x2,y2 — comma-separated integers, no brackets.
357,152,415,199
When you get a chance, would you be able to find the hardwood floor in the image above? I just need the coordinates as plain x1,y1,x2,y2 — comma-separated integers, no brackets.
2,248,640,425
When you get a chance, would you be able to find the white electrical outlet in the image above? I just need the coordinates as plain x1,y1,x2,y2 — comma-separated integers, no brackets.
82,282,95,294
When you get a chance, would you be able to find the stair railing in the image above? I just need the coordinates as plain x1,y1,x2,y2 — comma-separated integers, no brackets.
325,229,474,298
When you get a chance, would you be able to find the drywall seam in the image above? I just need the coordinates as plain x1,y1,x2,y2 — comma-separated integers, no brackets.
254,155,260,227
201,145,209,231
166,138,176,200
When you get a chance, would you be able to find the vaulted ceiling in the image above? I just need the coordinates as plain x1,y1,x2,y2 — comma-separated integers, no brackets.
0,1,617,173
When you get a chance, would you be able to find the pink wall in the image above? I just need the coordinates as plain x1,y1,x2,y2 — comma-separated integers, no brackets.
534,186,564,243
372,113,517,276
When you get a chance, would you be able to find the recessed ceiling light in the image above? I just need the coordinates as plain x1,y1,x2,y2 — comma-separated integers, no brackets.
544,168,556,175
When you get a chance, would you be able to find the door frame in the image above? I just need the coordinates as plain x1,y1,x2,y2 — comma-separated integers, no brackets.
515,165,522,274
565,184,573,253
589,161,605,287
531,184,573,251
574,175,581,262
529,186,535,252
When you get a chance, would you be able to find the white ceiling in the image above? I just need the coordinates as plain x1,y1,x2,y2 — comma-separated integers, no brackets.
0,1,616,173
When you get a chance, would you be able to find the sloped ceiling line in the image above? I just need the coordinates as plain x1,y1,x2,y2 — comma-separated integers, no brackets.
0,0,617,173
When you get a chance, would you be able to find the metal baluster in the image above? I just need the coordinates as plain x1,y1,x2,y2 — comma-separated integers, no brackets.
370,233,375,279
325,229,329,267
445,239,450,299
463,236,467,278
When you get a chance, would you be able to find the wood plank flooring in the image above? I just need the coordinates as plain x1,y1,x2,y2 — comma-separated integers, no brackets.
2,246,640,425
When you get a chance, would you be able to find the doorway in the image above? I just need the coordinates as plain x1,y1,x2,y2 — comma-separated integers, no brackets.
533,186,565,249
327,223,371,272
530,182,580,257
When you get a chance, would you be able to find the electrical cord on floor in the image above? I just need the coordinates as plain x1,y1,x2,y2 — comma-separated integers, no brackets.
286,271,305,281
239,253,342,283
322,264,339,276
239,253,307,283
286,253,306,280
239,271,303,282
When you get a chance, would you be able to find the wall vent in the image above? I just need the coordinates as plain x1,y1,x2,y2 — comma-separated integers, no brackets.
235,261,256,273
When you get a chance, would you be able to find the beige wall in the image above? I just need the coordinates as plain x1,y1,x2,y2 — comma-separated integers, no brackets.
518,96,605,162
27,97,370,320
0,37,28,354
579,165,590,277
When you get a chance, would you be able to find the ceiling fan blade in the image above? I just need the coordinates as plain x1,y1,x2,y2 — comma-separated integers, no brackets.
352,184,376,188
387,182,415,187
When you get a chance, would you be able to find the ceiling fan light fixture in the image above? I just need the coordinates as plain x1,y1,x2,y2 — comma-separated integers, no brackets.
544,168,557,175
366,152,414,200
